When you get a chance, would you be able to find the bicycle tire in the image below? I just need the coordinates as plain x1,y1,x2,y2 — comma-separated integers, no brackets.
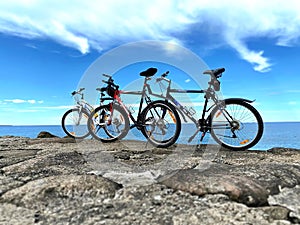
210,99,264,150
88,104,129,142
140,100,181,148
61,108,90,139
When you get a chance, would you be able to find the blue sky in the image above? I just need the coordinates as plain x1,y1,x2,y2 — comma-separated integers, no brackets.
0,0,300,125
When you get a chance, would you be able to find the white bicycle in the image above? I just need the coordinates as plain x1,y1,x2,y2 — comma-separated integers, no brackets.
61,88,94,139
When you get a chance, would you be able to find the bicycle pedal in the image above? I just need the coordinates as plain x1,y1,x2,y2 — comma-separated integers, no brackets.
200,132,206,142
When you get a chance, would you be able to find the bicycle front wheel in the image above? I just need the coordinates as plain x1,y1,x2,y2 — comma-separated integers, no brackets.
61,108,90,139
88,104,129,142
140,101,181,148
210,99,263,150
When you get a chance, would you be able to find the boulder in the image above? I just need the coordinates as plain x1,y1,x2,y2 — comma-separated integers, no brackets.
158,163,300,207
36,131,58,138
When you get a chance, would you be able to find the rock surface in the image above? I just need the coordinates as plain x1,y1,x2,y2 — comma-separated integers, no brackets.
0,135,300,224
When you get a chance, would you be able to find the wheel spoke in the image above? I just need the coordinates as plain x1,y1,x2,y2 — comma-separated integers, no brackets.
210,100,263,150
88,105,129,142
141,102,181,148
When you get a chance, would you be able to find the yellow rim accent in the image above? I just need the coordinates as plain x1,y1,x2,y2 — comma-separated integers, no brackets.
216,110,222,118
240,139,249,145
147,130,153,139
168,110,176,123
104,115,108,121
91,124,95,130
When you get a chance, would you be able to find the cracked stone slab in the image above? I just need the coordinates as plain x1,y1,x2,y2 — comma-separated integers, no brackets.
268,185,300,223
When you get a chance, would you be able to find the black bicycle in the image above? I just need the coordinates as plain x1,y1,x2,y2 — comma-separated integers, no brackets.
153,68,264,150
87,68,181,148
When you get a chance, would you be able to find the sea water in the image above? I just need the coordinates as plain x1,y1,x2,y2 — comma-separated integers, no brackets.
0,122,299,150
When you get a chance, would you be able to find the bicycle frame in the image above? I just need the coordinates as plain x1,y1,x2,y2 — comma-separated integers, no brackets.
142,77,229,142
107,77,156,130
75,100,94,114
145,80,213,125
113,76,217,132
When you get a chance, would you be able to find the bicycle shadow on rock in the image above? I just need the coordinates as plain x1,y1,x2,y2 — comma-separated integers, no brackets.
77,139,222,187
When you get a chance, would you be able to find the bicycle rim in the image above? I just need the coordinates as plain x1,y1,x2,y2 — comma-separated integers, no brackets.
88,105,129,142
210,100,263,150
141,101,181,148
61,108,90,139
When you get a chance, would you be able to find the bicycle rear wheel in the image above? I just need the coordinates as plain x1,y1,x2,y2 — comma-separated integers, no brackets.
140,101,181,148
61,108,90,139
210,99,263,150
88,104,129,142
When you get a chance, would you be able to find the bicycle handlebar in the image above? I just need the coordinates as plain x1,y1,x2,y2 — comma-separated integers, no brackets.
102,80,119,89
156,71,170,83
71,88,85,96
203,68,225,79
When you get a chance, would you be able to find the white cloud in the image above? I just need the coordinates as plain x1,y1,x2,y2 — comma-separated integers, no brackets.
5,99,26,104
16,109,42,113
287,90,300,93
4,99,43,104
288,101,297,105
0,0,300,71
35,105,73,110
225,37,272,72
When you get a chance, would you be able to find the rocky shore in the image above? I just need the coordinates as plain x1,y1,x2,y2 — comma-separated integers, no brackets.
0,133,300,224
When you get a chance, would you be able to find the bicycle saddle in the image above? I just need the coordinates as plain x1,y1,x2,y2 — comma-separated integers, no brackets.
203,68,225,77
140,67,157,77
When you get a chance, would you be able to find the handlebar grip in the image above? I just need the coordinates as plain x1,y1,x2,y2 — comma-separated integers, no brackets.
162,71,169,77
96,87,107,92
103,74,111,78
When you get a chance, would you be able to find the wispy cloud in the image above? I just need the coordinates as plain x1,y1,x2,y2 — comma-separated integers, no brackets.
287,90,300,93
14,105,73,112
16,109,42,113
3,99,43,104
225,38,271,72
0,1,300,72
34,105,72,110
4,99,27,104
288,101,298,105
